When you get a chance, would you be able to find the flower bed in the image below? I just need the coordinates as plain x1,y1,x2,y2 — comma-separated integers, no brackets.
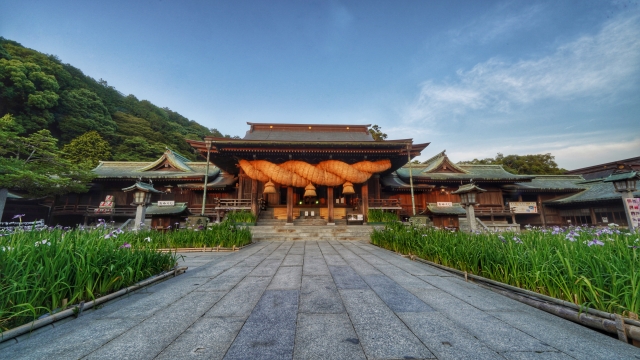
371,222,640,316
0,220,251,332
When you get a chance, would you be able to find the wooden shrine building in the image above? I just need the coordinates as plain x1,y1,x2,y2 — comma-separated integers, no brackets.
188,123,429,224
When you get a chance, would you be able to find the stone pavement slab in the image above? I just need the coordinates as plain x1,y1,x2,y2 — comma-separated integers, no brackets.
2,240,639,360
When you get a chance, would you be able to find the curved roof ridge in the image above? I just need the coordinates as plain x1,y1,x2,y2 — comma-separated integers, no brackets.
138,149,193,172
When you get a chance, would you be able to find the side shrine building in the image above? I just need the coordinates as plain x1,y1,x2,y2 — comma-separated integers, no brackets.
13,122,635,231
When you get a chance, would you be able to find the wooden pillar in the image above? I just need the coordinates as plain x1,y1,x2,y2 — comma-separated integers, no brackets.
373,175,381,199
237,169,245,200
286,186,293,225
538,195,547,227
589,207,597,226
362,182,369,223
251,179,258,217
327,187,334,225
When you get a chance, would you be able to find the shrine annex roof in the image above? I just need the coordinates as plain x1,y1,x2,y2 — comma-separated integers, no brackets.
544,179,640,205
93,149,220,181
503,175,586,193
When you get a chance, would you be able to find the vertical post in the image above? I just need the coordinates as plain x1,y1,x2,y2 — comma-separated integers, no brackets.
251,179,258,217
407,144,416,216
237,170,245,200
373,174,381,199
134,204,146,231
200,141,212,216
286,186,294,225
467,204,476,232
327,186,334,225
538,195,547,227
362,181,369,223
589,207,597,226
0,188,7,223
621,192,636,233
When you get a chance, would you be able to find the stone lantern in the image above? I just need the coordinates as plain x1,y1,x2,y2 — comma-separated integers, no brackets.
452,183,486,232
123,181,163,231
604,171,639,233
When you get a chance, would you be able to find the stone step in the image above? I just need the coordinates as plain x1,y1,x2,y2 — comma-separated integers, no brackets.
249,224,374,241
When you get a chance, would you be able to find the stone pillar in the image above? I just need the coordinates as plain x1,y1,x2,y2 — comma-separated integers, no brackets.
362,182,369,223
467,204,476,232
134,204,146,231
251,179,258,217
327,186,334,225
286,186,294,225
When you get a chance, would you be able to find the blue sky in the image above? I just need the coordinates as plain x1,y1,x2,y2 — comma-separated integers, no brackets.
2,0,639,169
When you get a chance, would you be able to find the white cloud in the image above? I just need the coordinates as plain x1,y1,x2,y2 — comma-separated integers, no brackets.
406,14,640,124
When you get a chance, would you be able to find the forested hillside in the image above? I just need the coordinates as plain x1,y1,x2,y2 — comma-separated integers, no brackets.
0,37,233,162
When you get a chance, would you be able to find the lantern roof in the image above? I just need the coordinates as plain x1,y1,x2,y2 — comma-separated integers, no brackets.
452,183,487,194
122,181,163,193
603,171,638,183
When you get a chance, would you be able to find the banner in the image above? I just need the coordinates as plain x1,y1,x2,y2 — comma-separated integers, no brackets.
626,198,640,228
509,201,538,214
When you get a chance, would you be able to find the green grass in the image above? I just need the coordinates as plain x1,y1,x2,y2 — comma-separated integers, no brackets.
371,223,640,316
367,209,398,223
224,210,256,224
0,221,252,332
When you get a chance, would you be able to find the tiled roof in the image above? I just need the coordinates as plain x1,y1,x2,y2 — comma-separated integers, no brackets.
178,171,237,190
504,175,586,192
397,164,532,182
380,173,434,191
544,179,640,205
146,202,188,215
425,203,467,215
122,182,164,194
93,149,219,180
452,184,486,194
243,123,375,142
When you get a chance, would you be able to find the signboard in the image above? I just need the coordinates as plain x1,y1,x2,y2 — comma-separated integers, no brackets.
95,196,115,213
626,198,640,228
601,216,608,223
509,202,538,214
436,202,452,207
158,201,175,207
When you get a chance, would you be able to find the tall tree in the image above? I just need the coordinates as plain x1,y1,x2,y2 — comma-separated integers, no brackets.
369,124,388,142
0,114,94,221
458,153,566,175
62,131,112,168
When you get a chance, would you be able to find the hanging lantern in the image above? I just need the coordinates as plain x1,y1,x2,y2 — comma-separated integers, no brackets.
304,183,317,198
263,180,276,194
342,181,355,195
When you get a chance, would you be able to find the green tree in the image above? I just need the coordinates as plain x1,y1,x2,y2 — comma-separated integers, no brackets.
112,136,165,161
0,114,94,220
56,88,116,142
62,131,112,168
369,124,388,141
458,153,566,175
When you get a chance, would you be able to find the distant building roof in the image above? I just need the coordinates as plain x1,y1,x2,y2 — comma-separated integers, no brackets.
544,179,640,205
565,156,640,180
93,149,220,180
178,171,237,190
380,173,434,192
396,151,533,183
146,202,188,215
503,175,586,192
243,123,375,142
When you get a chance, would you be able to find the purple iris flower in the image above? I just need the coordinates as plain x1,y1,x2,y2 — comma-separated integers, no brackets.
12,214,25,219
119,242,131,249
588,239,604,247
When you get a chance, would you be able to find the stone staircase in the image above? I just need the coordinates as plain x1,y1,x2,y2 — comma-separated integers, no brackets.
250,225,375,241
252,208,373,241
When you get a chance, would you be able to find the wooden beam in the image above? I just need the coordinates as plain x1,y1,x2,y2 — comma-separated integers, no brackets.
362,182,369,223
538,195,547,227
327,187,334,224
286,186,293,224
251,179,258,217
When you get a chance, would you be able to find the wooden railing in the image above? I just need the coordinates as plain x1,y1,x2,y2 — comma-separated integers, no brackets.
215,199,252,210
52,205,136,216
473,206,514,216
368,199,402,209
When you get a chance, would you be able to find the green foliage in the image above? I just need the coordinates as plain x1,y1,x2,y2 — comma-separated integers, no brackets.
224,211,256,224
371,223,640,315
0,37,238,161
62,131,112,168
458,153,566,175
0,227,178,331
0,114,94,197
368,124,388,141
367,209,398,223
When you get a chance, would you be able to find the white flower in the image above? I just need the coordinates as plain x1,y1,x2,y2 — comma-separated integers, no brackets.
1,246,11,251
35,239,51,247
144,237,152,242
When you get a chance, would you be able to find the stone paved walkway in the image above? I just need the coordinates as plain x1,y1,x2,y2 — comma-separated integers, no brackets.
2,241,640,360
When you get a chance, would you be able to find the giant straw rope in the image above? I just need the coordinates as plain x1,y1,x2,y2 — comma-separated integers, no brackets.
238,159,391,187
